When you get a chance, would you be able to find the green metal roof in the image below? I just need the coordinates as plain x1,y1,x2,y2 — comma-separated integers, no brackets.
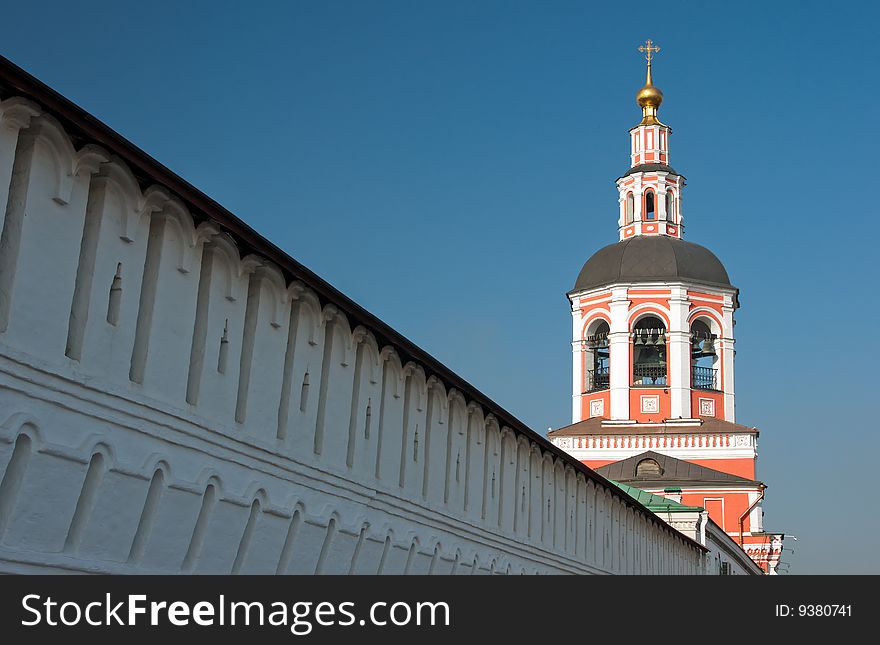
611,481,705,513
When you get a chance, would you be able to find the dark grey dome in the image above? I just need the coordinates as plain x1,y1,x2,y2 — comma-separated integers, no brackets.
621,163,681,178
572,235,732,292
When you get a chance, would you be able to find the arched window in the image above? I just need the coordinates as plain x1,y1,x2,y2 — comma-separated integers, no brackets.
632,316,666,385
626,193,634,224
665,191,674,222
636,458,662,478
584,321,610,392
691,319,719,391
645,190,655,220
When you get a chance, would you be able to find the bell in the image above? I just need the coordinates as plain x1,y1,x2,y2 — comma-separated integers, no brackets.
702,337,717,356
634,333,645,345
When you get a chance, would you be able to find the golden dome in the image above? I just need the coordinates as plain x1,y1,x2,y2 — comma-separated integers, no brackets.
636,78,663,109
636,59,664,125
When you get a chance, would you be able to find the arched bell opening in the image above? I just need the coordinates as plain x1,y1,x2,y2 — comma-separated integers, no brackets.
583,320,610,392
632,316,666,386
665,191,674,223
644,190,656,221
625,192,635,225
690,318,720,391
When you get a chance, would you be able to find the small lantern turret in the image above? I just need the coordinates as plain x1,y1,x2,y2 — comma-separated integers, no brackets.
618,41,685,240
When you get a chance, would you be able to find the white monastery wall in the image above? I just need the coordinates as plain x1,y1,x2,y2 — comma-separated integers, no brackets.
0,94,709,575
655,509,761,576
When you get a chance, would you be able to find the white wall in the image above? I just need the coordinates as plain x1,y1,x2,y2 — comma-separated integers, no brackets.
0,94,709,575
656,510,761,575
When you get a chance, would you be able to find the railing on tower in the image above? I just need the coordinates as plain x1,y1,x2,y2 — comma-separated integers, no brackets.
632,364,667,386
585,366,610,393
691,365,719,391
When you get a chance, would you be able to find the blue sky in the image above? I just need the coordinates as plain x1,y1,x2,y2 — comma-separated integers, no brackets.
3,0,876,573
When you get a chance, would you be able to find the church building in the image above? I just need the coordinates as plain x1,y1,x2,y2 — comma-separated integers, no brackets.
549,42,785,574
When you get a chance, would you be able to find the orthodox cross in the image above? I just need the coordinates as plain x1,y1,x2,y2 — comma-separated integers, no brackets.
639,39,660,63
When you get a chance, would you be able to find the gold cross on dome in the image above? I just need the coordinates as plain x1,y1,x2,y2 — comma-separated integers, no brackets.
639,39,660,63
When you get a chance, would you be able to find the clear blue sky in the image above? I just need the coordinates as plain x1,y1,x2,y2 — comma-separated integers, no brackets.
3,0,876,574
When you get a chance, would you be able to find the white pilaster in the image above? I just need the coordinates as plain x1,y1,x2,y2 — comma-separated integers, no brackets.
608,287,631,420
572,305,583,423
676,176,685,228
658,188,668,221
630,129,637,166
634,181,643,222
667,286,691,419
722,337,735,423
722,299,736,422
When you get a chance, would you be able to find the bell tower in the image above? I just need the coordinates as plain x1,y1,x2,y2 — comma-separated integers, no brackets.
569,42,737,428
550,42,785,573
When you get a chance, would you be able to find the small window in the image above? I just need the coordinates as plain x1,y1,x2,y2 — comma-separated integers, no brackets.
626,193,634,225
665,192,674,222
645,190,655,220
636,458,662,478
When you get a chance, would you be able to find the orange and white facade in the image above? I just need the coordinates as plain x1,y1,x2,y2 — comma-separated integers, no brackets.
618,125,683,240
551,52,785,574
572,285,736,426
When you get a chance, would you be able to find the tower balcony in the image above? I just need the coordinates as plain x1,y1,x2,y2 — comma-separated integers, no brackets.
585,366,610,393
691,365,720,391
587,366,718,391
632,364,667,386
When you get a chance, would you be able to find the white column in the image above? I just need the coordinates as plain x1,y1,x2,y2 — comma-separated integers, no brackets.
633,180,643,222
630,129,638,166
668,286,691,419
572,305,583,423
608,287,630,420
658,188,668,221
722,297,736,422
676,176,685,228
722,337,736,422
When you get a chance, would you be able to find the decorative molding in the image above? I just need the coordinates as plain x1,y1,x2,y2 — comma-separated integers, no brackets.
552,432,756,460
699,398,715,417
640,396,659,414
